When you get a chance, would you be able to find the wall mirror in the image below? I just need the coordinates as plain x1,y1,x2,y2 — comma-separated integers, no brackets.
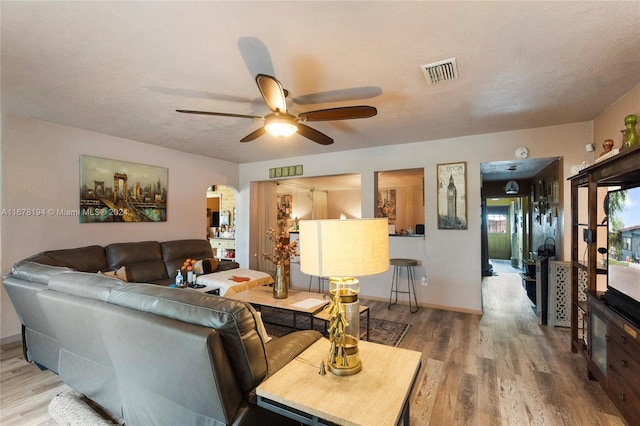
375,168,425,235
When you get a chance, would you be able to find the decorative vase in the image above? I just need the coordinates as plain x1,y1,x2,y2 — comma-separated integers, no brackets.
273,262,288,299
622,114,638,148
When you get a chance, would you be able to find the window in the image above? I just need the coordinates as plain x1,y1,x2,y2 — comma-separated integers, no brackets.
622,236,631,251
488,213,507,233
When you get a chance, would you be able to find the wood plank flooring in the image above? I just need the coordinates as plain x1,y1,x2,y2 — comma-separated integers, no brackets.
0,269,627,425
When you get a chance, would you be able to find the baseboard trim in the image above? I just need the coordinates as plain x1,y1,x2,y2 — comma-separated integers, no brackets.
1,333,22,346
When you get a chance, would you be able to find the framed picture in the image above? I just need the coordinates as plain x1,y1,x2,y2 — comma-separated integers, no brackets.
376,189,396,224
277,194,293,220
79,155,167,223
437,161,467,229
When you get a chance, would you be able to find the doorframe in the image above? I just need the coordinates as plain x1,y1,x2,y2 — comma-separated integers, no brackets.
481,194,530,275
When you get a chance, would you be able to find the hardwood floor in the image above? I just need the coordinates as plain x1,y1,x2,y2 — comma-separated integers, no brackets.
0,270,627,425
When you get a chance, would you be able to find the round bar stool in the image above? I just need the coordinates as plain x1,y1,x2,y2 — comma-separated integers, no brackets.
388,258,419,313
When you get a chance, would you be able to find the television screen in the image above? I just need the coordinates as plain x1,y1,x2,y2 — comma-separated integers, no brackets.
606,184,640,324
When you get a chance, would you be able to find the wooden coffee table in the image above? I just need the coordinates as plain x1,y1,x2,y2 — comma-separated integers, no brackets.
231,286,328,329
257,338,422,425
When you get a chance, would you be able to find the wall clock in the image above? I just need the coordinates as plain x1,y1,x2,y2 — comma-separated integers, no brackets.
515,147,529,158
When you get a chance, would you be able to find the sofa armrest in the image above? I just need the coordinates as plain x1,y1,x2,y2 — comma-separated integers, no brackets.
9,262,73,284
264,330,322,376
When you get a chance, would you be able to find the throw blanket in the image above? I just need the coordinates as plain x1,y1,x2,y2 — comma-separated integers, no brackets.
196,268,273,296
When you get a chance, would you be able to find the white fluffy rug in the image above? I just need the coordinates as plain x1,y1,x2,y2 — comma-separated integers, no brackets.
48,391,115,425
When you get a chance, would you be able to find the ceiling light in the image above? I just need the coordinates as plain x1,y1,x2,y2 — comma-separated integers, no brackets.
504,165,519,195
505,181,519,195
265,114,298,138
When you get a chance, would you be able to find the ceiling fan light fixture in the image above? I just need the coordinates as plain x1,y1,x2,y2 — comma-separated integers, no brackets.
265,116,298,138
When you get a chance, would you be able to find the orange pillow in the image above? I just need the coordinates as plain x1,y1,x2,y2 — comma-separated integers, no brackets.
194,258,218,275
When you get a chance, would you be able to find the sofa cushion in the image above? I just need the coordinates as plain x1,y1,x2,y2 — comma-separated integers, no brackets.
105,241,167,283
160,239,214,278
49,271,124,301
28,245,108,273
217,260,240,271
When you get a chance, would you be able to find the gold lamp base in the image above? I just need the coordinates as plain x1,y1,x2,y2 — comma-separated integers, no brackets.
328,350,362,376
324,278,363,376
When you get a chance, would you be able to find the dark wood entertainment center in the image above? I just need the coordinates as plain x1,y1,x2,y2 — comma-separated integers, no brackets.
570,145,640,424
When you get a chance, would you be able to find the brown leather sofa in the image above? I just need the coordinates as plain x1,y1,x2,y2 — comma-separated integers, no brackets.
24,239,221,285
4,240,322,425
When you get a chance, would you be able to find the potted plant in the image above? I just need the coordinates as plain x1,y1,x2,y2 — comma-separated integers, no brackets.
260,228,299,298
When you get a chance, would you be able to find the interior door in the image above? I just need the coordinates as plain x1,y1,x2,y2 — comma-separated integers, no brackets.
487,206,511,259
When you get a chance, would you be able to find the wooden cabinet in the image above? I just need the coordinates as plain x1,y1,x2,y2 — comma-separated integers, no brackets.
587,294,640,424
209,238,235,260
570,146,640,425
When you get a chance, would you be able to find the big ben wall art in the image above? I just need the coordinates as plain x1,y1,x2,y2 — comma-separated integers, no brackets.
437,161,467,229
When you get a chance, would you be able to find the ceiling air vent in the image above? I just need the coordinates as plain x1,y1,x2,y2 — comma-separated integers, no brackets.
421,58,458,85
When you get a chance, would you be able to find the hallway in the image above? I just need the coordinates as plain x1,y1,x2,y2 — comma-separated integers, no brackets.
489,258,524,276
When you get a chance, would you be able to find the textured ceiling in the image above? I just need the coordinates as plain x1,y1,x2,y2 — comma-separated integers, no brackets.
2,1,639,176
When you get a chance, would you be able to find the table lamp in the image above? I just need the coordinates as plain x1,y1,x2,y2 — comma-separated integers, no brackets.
299,218,389,375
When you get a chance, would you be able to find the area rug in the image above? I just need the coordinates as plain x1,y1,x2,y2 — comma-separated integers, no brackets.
259,306,410,347
47,391,116,425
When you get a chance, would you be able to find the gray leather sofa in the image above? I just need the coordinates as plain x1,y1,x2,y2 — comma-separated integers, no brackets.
4,241,322,425
5,239,226,372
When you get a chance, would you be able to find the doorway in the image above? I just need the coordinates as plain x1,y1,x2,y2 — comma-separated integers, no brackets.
206,185,237,260
487,205,511,260
480,156,560,277
485,196,528,273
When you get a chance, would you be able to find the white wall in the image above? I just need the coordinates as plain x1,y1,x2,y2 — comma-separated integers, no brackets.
238,122,595,315
593,82,640,151
0,114,239,340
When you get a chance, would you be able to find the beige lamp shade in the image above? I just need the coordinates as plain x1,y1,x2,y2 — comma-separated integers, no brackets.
299,218,389,277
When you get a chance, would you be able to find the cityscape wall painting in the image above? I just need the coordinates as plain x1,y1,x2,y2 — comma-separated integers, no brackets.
437,161,467,230
79,155,168,223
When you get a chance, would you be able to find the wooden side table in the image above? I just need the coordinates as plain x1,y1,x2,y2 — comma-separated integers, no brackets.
257,338,422,425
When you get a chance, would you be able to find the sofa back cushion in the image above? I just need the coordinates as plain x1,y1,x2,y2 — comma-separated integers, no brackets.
48,271,124,301
28,245,108,273
160,239,214,278
105,283,268,393
105,241,167,283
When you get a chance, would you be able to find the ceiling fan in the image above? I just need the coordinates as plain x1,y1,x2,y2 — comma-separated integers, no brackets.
176,74,377,145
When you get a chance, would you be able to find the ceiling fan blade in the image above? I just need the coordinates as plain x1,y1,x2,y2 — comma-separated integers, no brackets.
293,86,383,105
176,109,261,120
256,74,287,113
238,37,275,79
297,123,334,145
298,106,377,122
240,127,266,142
